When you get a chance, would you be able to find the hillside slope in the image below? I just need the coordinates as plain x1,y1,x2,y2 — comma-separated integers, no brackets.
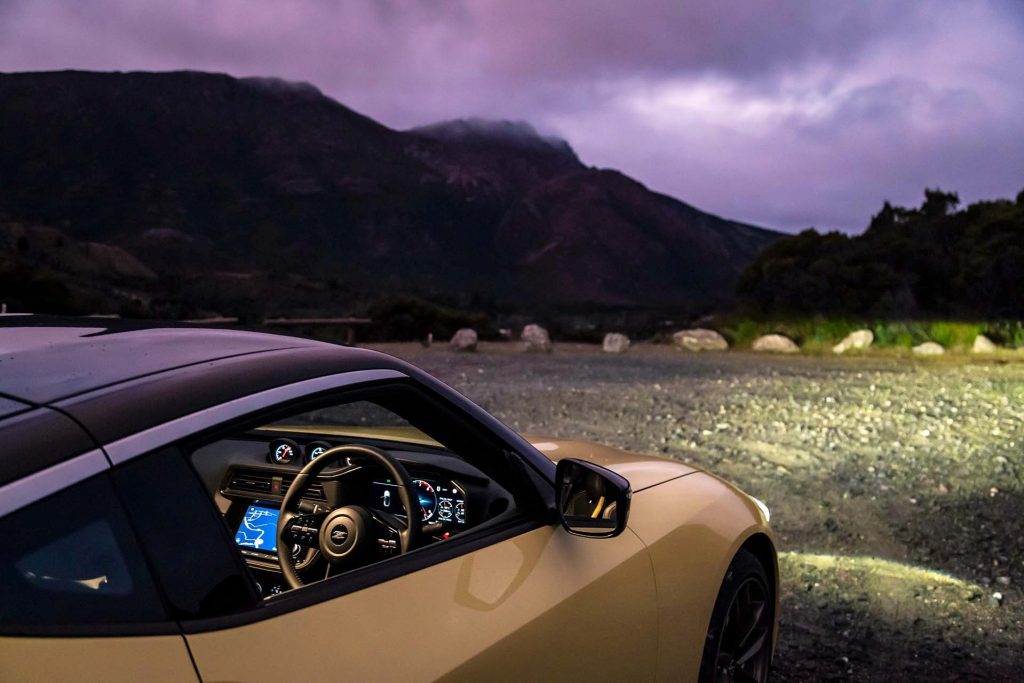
0,70,779,317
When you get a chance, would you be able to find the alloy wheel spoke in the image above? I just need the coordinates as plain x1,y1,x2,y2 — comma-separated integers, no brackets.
733,599,766,651
734,627,768,667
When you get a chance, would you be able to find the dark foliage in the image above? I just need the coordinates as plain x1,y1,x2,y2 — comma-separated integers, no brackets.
364,297,497,342
738,188,1024,318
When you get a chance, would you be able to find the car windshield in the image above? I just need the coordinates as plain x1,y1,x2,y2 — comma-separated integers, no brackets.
260,401,438,447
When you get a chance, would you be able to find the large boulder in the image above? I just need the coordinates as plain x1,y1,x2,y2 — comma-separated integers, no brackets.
602,332,630,354
673,328,728,352
521,324,552,353
913,341,944,356
449,328,478,352
752,334,799,354
833,329,873,354
972,334,997,353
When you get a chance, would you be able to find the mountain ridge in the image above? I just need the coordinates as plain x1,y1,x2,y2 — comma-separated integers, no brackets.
0,70,780,319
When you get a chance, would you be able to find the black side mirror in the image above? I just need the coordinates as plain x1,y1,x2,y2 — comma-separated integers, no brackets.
555,458,631,538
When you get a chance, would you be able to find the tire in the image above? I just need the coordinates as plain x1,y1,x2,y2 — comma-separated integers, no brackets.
698,549,774,683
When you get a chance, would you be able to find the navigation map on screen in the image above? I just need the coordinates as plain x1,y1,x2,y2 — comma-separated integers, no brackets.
234,504,280,553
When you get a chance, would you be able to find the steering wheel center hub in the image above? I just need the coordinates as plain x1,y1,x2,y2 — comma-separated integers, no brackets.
319,506,367,561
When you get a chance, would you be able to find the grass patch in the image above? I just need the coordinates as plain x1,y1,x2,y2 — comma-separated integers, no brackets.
708,317,1018,351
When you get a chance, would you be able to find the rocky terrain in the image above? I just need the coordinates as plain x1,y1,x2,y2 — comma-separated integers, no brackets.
370,342,1024,680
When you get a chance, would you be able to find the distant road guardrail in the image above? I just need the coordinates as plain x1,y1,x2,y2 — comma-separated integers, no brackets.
180,316,372,343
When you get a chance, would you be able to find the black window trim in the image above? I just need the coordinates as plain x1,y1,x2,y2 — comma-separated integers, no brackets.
0,449,108,519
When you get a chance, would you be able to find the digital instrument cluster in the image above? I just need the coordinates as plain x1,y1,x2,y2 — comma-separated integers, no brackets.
372,477,466,525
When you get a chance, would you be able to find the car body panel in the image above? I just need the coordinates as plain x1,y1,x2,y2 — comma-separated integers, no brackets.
53,347,395,447
0,323,318,404
626,472,778,682
0,407,97,487
186,523,659,683
0,635,198,682
0,395,32,421
524,434,699,490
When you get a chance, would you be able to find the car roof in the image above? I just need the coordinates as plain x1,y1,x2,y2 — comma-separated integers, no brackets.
0,315,328,404
0,317,410,487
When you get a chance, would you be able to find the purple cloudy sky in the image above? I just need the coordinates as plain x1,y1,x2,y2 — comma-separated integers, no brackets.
1,0,1022,233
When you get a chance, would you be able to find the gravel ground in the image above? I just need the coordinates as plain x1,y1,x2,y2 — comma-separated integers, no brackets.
370,341,1024,681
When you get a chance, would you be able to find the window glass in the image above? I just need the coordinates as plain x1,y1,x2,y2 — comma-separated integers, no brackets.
262,400,434,444
0,475,166,629
113,447,256,619
188,384,521,599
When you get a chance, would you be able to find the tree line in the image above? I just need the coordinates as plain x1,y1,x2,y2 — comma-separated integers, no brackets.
737,188,1024,318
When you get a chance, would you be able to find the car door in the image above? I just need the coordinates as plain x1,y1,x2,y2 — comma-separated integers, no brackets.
110,379,659,682
0,451,198,682
184,522,658,682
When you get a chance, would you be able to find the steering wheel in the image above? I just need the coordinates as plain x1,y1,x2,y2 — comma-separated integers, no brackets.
276,444,421,589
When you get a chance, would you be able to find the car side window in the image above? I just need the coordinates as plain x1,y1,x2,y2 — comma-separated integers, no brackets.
184,382,527,600
111,447,258,619
0,474,167,631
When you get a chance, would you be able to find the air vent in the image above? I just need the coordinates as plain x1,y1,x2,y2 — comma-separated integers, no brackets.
281,476,326,502
228,470,273,495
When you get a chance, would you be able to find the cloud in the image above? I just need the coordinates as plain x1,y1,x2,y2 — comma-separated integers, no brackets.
0,0,1021,232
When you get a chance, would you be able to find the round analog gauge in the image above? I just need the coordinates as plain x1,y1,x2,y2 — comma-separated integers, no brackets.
268,438,300,465
305,441,332,463
414,480,438,522
437,498,453,521
455,500,466,524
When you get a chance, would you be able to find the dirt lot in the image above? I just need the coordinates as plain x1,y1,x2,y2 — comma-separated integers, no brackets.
370,341,1024,681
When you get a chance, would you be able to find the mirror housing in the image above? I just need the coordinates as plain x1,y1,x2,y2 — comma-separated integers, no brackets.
555,458,631,538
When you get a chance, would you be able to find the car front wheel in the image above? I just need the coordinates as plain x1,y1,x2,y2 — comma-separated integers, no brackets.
698,549,774,683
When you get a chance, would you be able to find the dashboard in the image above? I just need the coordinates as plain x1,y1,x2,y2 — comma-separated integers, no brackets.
190,429,511,595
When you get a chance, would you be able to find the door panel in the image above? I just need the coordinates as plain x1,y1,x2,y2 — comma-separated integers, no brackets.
0,635,198,682
188,525,658,682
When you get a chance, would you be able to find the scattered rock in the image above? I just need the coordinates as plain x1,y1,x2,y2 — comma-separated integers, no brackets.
913,341,944,356
602,332,630,354
997,576,1011,586
449,328,478,352
672,328,729,352
990,591,1004,607
752,334,799,354
972,334,997,353
833,329,874,354
521,324,552,353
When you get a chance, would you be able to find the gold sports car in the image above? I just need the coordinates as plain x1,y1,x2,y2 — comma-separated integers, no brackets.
0,318,778,682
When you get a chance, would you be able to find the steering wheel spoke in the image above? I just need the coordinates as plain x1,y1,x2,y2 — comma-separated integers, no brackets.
367,506,407,530
366,507,408,557
285,511,328,548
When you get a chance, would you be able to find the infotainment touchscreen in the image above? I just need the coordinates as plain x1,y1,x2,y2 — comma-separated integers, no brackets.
234,504,280,553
